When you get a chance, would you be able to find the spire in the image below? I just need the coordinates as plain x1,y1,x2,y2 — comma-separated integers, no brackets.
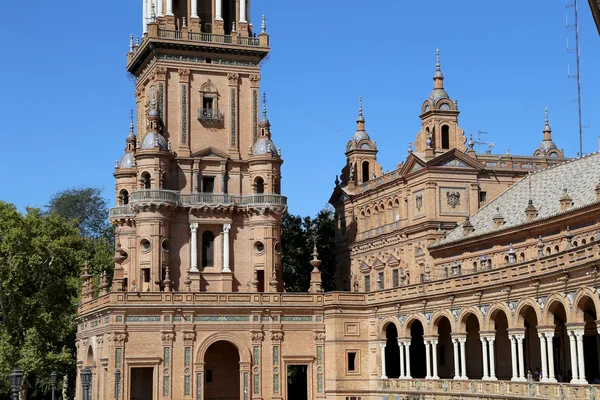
543,106,552,140
356,96,365,130
433,48,444,88
127,109,136,143
259,91,270,129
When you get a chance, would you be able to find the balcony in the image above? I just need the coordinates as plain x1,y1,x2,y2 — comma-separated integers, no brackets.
197,108,224,124
109,205,135,219
130,189,180,206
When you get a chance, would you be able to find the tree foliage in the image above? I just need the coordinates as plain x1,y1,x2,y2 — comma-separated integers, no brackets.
0,202,86,399
281,206,336,292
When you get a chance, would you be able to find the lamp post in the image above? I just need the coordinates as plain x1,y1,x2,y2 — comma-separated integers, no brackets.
9,368,23,400
50,371,57,400
114,369,121,399
80,368,92,400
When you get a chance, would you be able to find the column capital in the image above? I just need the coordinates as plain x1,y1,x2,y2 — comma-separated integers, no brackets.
223,223,231,233
379,343,386,349
573,329,585,338
190,222,199,232
458,337,466,344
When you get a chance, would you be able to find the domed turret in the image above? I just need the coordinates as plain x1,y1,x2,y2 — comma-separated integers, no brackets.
118,111,137,168
427,49,450,106
351,97,371,143
534,107,563,158
252,92,280,157
141,99,168,151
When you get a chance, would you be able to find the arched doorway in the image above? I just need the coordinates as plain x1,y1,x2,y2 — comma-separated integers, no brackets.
464,314,482,379
490,309,511,380
577,296,599,383
409,320,426,378
548,301,570,382
385,323,400,378
205,341,240,400
435,316,454,379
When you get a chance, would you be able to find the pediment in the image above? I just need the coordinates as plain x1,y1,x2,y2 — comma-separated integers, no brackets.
192,147,229,159
387,255,399,266
373,259,385,271
400,154,427,176
359,262,371,274
328,186,350,205
429,149,484,170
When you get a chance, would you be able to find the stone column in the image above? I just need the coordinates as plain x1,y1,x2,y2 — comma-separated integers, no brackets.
398,340,405,378
190,223,199,272
215,0,223,20
223,224,231,272
143,0,148,33
405,342,412,378
240,0,247,22
424,340,432,379
488,336,497,380
545,332,556,382
191,0,198,18
380,343,387,379
516,334,526,381
569,330,579,383
538,332,548,382
166,0,173,15
510,335,519,381
432,340,439,379
459,338,467,380
157,0,164,16
452,338,460,380
481,337,489,380
575,330,587,384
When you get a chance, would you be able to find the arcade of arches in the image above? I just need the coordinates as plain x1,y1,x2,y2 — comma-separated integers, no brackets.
379,293,600,384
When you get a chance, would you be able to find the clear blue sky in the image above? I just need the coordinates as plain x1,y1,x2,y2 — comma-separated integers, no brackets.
1,1,599,217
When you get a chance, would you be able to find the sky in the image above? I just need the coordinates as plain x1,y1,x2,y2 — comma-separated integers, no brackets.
1,1,599,217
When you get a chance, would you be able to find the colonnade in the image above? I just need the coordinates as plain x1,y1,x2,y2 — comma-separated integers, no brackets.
189,223,231,272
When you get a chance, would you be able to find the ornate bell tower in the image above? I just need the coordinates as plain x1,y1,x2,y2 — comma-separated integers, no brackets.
111,0,286,293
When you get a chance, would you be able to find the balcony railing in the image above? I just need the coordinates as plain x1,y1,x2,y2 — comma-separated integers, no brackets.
130,189,180,205
197,108,224,123
109,205,135,218
180,193,234,206
158,29,262,47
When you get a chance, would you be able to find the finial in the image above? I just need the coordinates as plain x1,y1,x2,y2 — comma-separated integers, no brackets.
151,1,156,21
136,36,140,46
545,106,549,124
436,48,440,70
468,134,475,150
262,91,267,118
312,244,319,261
261,15,266,33
183,17,187,27
129,34,134,53
232,22,236,32
359,96,363,117
543,106,552,134
129,109,134,132
455,99,459,110
408,142,413,154
426,133,432,149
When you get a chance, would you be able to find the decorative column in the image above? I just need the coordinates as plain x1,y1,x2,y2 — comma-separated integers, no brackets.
431,340,439,379
161,332,174,398
190,223,199,272
215,0,223,20
516,334,526,381
191,0,198,18
424,340,432,379
405,342,412,378
249,75,261,145
227,73,240,155
271,331,284,399
538,332,548,382
179,69,191,156
223,224,231,272
510,335,518,381
452,339,460,380
157,0,164,16
459,338,467,380
481,337,489,380
398,339,405,378
545,332,556,382
488,336,497,380
183,331,196,397
569,330,579,383
240,0,247,22
575,330,587,384
166,0,173,15
251,332,264,398
143,0,148,33
380,343,387,379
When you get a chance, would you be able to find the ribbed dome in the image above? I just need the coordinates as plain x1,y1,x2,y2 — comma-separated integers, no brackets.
254,138,279,156
141,132,167,150
428,88,449,105
119,153,134,168
539,140,558,152
352,130,370,142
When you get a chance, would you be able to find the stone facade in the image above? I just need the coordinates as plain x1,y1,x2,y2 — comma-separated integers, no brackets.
76,1,600,400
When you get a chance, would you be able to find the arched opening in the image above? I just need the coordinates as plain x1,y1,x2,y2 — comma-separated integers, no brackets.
548,301,571,382
554,245,560,253
441,125,450,149
172,0,188,29
119,189,130,205
577,296,599,383
436,317,454,379
142,172,151,189
465,314,483,379
196,0,213,33
385,324,400,378
222,0,236,34
255,177,265,194
202,231,215,267
520,252,525,262
362,161,370,183
204,341,240,400
472,261,477,273
521,306,541,380
487,259,492,269
409,320,426,378
491,309,512,380
546,247,552,256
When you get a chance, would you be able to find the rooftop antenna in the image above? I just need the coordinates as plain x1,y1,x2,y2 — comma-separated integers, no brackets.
474,129,495,154
566,0,587,157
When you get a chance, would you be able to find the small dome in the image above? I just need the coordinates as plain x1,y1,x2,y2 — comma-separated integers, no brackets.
119,153,134,168
149,108,160,118
428,88,449,105
539,140,557,152
352,130,370,143
141,132,167,150
254,138,279,156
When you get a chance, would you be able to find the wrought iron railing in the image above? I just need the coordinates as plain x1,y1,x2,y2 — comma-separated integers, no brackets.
197,108,224,123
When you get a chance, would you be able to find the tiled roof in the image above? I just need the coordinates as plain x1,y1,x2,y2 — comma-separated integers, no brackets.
435,152,600,246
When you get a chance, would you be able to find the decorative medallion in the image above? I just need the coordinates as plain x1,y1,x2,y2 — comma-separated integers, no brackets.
470,381,477,393
442,380,449,392
528,382,535,397
230,88,237,147
446,191,461,208
414,379,421,391
415,194,423,211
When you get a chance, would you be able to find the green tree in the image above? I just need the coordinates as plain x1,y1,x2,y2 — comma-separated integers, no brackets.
0,202,87,399
281,206,336,292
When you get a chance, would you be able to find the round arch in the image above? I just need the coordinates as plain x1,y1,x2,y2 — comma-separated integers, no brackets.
404,314,428,337
431,310,455,335
85,345,95,367
457,307,484,333
195,332,251,364
514,298,541,328
380,317,401,339
543,293,570,325
572,287,600,323
485,302,512,331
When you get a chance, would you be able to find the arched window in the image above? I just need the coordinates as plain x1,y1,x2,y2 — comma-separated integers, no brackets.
222,0,236,34
520,252,525,262
362,161,370,183
255,177,265,194
172,0,188,30
120,190,129,205
487,259,492,269
472,261,477,273
142,172,151,189
441,125,450,149
202,231,215,267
